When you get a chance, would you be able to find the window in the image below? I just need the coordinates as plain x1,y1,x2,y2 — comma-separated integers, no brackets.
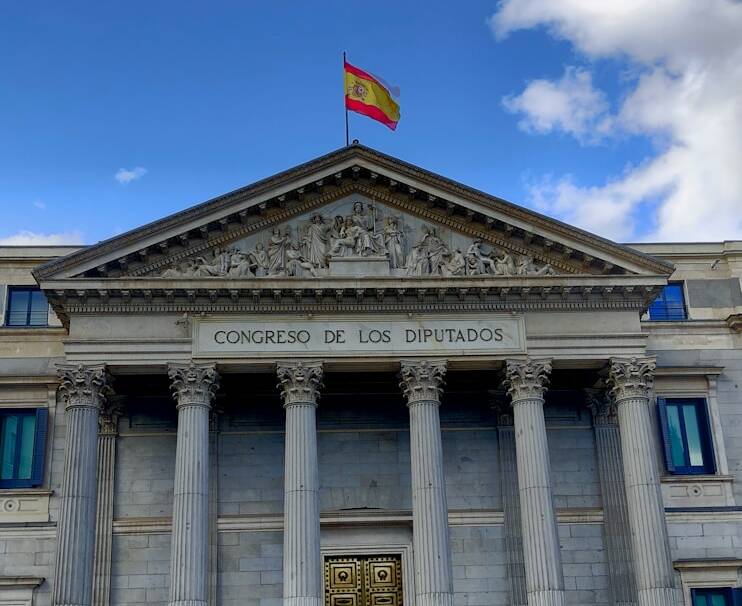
692,587,742,606
5,287,49,327
0,408,48,488
648,282,687,321
658,398,716,475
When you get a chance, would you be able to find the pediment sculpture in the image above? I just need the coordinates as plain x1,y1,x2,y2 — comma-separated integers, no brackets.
158,198,556,279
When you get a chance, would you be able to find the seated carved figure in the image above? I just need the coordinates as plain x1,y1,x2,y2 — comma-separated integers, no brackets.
494,251,517,276
328,218,361,257
465,240,496,275
441,248,465,276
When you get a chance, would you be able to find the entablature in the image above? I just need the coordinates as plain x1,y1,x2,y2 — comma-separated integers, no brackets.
44,274,666,321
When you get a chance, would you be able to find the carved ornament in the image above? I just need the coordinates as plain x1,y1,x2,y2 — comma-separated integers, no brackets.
584,389,617,426
98,396,124,434
503,358,552,403
606,357,655,403
168,362,220,409
276,361,323,407
57,364,113,411
398,360,447,405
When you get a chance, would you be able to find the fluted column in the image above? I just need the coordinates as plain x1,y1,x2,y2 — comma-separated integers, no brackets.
607,358,677,606
92,398,123,606
494,405,528,606
586,390,637,606
53,364,113,606
276,361,324,606
399,360,453,606
167,363,220,606
503,358,565,606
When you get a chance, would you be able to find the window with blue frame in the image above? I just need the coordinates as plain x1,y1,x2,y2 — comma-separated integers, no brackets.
5,287,49,327
0,408,48,488
692,587,742,606
658,398,716,475
647,282,687,321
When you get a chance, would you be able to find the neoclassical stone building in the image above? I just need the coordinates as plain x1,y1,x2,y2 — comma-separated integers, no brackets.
0,145,741,606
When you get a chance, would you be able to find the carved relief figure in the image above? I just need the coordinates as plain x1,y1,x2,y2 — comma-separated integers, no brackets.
420,226,448,275
302,214,329,268
328,216,359,257
383,216,405,269
405,241,429,276
350,201,385,256
465,240,495,275
227,251,254,277
286,242,317,277
494,250,517,276
267,227,290,275
517,254,555,276
248,243,269,277
441,248,465,276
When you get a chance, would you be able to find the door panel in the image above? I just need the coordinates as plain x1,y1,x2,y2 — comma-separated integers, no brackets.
325,555,403,606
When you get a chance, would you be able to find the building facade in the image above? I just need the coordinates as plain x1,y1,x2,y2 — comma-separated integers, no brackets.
0,145,740,606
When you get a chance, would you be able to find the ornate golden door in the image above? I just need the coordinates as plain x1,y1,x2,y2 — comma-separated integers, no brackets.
324,555,403,606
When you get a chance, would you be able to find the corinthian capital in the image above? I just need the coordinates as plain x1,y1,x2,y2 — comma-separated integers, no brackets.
607,357,655,403
99,396,124,435
57,363,113,411
503,358,551,403
399,360,447,405
276,361,323,407
168,362,220,409
584,389,617,426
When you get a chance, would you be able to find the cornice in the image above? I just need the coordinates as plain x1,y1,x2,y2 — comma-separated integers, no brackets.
40,272,667,328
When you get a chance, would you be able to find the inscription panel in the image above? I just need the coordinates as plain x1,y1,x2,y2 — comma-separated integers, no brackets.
194,314,525,358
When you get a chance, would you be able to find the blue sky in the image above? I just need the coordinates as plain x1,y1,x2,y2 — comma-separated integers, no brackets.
2,1,740,245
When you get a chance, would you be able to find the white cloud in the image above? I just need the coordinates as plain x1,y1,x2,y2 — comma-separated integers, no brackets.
32,200,46,210
114,166,147,184
488,0,742,241
0,231,84,246
502,67,613,143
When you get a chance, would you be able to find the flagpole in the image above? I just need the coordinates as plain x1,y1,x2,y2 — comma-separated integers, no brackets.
343,51,349,146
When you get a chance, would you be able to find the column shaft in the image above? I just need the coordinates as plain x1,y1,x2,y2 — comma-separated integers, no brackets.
167,363,219,606
608,358,677,606
277,362,323,606
587,392,637,606
399,360,453,606
504,359,565,606
53,364,112,606
92,403,121,606
497,417,528,606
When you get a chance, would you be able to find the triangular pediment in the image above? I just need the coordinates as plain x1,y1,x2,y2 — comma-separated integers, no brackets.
34,144,672,285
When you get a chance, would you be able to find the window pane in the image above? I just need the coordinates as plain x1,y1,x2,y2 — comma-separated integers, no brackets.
28,291,48,326
7,290,30,325
17,414,36,479
664,284,684,303
0,415,19,479
667,405,687,467
683,404,705,467
711,594,728,606
648,284,687,321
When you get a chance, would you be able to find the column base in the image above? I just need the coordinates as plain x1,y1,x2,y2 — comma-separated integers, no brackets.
526,590,566,606
638,587,678,606
415,592,454,606
168,601,207,606
284,598,322,606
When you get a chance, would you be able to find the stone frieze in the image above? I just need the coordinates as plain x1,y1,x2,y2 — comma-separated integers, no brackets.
156,197,558,279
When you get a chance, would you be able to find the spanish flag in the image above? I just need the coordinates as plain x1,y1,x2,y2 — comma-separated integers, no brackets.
344,60,400,131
